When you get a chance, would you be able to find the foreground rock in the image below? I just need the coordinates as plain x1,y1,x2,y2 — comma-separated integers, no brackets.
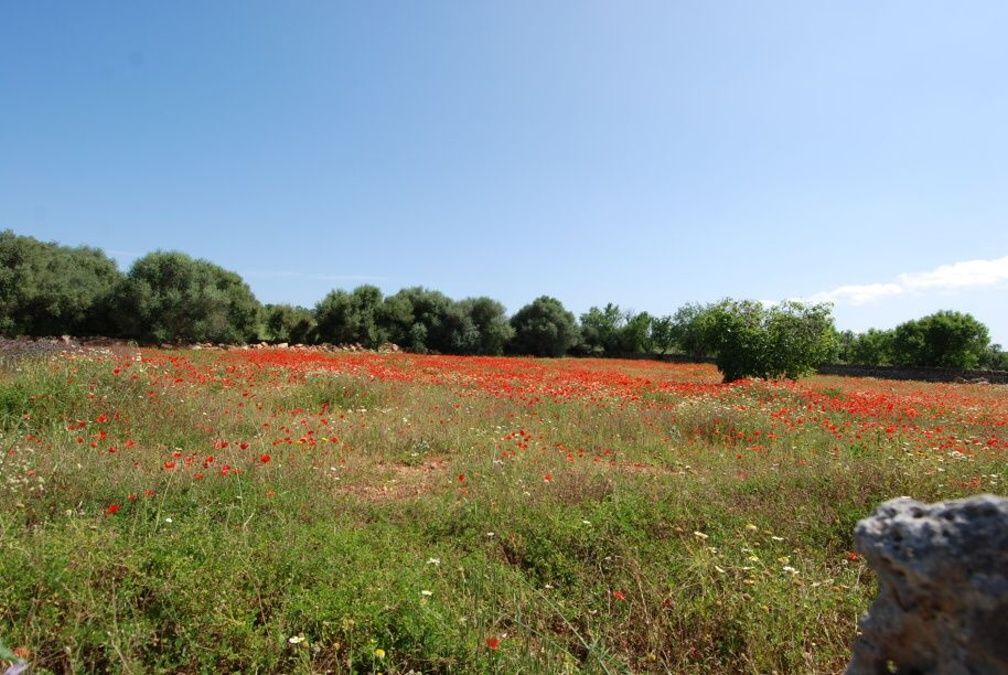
847,494,1008,674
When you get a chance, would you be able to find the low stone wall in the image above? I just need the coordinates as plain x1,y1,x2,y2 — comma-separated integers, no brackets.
817,363,1008,384
610,353,1008,384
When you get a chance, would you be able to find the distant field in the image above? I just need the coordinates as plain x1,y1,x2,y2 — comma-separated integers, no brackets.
2,349,1006,673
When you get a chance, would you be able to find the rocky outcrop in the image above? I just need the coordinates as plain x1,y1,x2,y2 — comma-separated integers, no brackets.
847,494,1008,674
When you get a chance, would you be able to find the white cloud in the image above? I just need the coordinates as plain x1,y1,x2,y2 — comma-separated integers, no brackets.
808,255,1008,306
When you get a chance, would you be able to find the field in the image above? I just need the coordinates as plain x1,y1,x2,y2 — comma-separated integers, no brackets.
2,348,1006,674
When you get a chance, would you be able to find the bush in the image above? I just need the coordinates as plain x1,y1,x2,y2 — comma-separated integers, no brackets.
378,287,455,353
670,303,718,361
0,230,122,337
112,251,261,344
508,296,578,357
848,329,895,366
456,297,514,355
891,311,991,369
261,304,316,344
314,285,385,348
707,299,838,382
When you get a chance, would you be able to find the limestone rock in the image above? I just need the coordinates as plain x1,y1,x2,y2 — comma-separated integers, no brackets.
847,494,1008,675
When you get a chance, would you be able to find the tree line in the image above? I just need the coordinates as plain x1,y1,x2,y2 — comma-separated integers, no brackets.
2,231,1005,379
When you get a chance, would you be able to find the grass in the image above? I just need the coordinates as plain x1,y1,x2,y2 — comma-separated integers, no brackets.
1,348,1005,673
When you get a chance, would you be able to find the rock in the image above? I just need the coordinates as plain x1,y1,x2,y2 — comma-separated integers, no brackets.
846,494,1008,675
276,342,288,349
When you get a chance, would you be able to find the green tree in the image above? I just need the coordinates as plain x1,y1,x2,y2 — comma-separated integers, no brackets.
458,297,514,355
0,230,122,336
980,344,1007,370
508,296,578,357
670,302,718,360
262,304,316,344
618,310,653,353
650,315,677,355
579,304,623,355
378,287,456,353
579,304,654,356
314,285,385,347
706,299,838,382
112,251,261,344
891,310,991,369
849,329,895,366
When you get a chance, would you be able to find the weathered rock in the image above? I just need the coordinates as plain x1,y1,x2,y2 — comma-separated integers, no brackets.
847,494,1008,675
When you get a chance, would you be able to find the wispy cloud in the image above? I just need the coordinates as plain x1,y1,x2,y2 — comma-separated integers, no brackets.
808,255,1008,306
242,270,387,283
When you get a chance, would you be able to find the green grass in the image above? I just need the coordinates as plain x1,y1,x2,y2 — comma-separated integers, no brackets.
0,350,1004,673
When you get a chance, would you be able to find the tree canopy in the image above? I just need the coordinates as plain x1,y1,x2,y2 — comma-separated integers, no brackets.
112,251,261,344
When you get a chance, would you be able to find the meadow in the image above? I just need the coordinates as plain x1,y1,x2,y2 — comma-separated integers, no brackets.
1,347,1006,674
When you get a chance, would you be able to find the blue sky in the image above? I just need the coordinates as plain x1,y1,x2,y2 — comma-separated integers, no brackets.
2,2,1007,343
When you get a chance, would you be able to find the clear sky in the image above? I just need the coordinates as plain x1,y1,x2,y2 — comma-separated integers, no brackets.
2,2,1007,343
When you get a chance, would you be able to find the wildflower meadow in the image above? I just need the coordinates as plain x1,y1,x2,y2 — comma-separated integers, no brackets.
2,346,1006,672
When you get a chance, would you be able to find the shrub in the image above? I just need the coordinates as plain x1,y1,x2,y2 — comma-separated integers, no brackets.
891,311,991,369
315,285,385,348
456,297,514,355
670,303,719,361
707,299,838,382
849,329,895,366
508,296,578,357
261,304,316,344
111,251,261,344
0,230,122,337
378,287,455,353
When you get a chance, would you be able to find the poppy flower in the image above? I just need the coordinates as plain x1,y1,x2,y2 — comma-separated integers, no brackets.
486,636,501,650
106,503,120,515
259,453,271,463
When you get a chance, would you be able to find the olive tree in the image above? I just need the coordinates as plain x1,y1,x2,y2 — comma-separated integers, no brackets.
508,296,578,357
112,251,261,344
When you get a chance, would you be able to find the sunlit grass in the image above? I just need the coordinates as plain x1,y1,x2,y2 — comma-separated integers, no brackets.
1,348,1005,673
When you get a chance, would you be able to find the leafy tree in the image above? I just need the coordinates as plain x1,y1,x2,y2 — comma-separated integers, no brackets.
314,285,385,347
619,310,653,353
980,344,1008,371
379,287,456,353
112,251,260,344
508,296,578,357
579,304,654,356
458,297,514,355
891,311,991,369
670,302,718,360
650,315,677,355
262,304,316,344
849,329,895,366
579,304,623,355
0,230,122,336
706,299,838,382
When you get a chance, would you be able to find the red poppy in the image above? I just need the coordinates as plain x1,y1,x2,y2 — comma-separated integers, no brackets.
543,472,553,483
259,453,271,463
486,636,501,650
239,442,250,450
611,590,626,601
106,503,120,515
163,460,176,470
